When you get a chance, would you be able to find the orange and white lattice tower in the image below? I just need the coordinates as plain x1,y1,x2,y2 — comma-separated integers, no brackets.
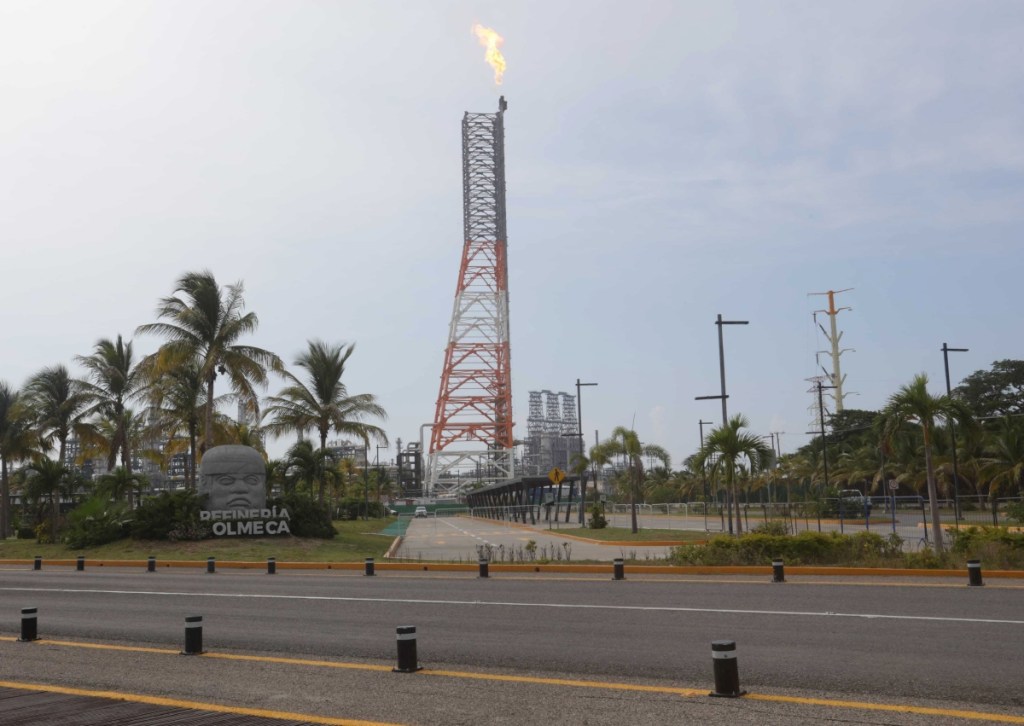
428,97,513,495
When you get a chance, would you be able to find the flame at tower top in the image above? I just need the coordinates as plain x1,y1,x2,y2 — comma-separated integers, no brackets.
472,24,506,85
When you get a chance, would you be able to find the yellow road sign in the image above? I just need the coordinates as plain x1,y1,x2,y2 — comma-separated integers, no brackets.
548,467,566,485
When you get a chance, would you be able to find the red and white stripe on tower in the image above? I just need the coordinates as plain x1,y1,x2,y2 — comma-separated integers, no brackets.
428,97,514,495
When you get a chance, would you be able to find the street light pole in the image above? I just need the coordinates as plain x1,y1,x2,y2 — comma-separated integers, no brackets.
376,444,388,510
942,343,968,528
575,379,598,525
699,419,714,532
696,314,749,535
815,380,836,533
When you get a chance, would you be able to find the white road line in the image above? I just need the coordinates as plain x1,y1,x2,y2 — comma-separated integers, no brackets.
1,587,1021,626
438,518,497,546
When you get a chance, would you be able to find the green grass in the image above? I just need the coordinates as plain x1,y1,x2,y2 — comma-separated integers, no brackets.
559,527,707,542
0,519,395,562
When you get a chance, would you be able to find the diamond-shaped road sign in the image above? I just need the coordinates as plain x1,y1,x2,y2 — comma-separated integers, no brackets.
548,467,566,485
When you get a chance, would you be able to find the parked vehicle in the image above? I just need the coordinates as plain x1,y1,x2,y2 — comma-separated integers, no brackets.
414,506,428,518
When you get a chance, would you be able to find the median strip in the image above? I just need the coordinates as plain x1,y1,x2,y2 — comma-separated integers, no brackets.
7,637,1024,723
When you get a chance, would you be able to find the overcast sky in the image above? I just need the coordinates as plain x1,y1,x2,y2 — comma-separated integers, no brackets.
2,1,1022,467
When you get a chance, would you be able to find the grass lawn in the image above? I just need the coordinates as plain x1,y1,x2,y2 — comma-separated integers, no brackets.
0,519,395,562
558,527,707,542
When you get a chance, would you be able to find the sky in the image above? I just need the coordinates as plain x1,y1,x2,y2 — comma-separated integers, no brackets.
2,1,1023,469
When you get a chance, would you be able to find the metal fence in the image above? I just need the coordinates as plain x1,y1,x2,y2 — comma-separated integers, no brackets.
598,496,1022,549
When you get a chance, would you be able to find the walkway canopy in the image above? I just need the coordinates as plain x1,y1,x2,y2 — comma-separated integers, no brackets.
464,475,581,524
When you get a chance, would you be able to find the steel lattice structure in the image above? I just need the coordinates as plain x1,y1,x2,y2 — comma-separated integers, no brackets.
428,97,513,495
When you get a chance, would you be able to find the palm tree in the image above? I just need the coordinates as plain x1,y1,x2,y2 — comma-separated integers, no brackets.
143,359,208,489
982,416,1024,502
136,270,283,455
25,365,92,538
592,427,670,533
262,341,388,504
22,457,67,543
0,382,36,537
693,415,773,535
75,335,144,473
96,466,148,509
879,373,974,553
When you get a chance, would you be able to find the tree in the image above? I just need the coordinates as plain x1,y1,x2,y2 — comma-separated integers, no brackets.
143,360,207,489
0,382,35,537
592,427,670,534
982,416,1024,500
25,365,92,538
95,466,148,509
879,373,974,553
22,458,67,542
75,335,144,474
262,341,387,504
955,360,1024,419
693,415,773,535
136,270,283,455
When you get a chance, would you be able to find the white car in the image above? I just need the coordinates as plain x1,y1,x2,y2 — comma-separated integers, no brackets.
414,506,428,518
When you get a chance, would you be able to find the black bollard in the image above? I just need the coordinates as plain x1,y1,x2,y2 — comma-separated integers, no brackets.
772,558,785,583
613,558,625,581
19,607,38,642
967,559,984,587
365,558,375,576
33,556,41,571
267,557,276,575
182,615,203,655
147,556,156,573
206,557,215,574
709,640,745,697
478,559,489,578
76,556,85,572
393,625,421,672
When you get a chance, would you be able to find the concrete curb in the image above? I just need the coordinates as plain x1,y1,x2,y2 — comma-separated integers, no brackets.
4,558,1023,578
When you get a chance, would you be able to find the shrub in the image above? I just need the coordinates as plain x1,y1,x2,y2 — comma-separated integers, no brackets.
588,505,608,529
335,497,385,521
1005,500,1024,525
63,497,131,549
752,519,790,536
948,526,1024,568
131,490,211,541
16,527,35,540
273,493,335,539
668,530,901,566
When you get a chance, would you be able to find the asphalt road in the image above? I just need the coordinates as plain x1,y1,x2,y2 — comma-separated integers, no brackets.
1,566,1021,717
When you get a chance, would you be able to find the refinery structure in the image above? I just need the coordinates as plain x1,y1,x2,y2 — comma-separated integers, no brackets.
428,97,514,496
523,390,580,477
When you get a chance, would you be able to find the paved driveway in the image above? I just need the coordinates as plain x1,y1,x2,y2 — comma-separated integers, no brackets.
392,515,675,562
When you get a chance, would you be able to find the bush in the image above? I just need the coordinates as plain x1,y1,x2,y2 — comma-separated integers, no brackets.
668,531,902,566
131,490,211,541
588,505,608,529
1005,500,1024,525
948,526,1024,569
16,527,35,540
752,519,790,536
334,497,386,522
273,493,335,539
63,497,131,549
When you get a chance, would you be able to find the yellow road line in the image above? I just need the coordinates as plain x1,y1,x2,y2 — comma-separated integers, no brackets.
0,679,403,726
9,637,1024,723
744,693,1024,724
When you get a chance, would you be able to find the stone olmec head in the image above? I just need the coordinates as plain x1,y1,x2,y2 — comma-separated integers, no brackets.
199,445,266,511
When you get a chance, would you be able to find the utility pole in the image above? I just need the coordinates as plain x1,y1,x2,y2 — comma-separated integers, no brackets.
810,288,853,413
696,314,749,535
942,343,968,528
812,380,836,532
699,419,714,532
